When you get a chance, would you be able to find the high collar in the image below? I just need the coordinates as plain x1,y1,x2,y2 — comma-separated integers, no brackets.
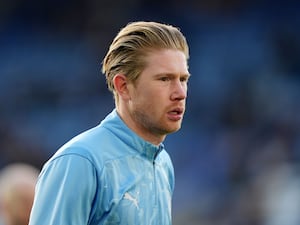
101,109,164,162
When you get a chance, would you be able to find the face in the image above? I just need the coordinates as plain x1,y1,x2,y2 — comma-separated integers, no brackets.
1,183,35,225
126,49,190,144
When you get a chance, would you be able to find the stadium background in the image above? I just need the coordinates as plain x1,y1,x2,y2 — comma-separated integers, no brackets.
1,0,300,224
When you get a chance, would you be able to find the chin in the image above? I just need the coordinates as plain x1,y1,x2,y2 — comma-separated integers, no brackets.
156,121,182,135
166,126,181,134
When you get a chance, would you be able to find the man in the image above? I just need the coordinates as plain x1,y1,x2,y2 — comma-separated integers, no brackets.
29,21,190,225
0,163,39,225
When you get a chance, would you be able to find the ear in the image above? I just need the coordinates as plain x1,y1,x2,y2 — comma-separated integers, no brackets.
113,74,131,100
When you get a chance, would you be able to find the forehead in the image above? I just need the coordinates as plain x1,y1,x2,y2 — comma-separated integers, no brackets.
143,49,189,75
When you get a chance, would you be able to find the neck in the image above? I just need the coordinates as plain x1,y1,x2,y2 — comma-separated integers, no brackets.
115,104,165,146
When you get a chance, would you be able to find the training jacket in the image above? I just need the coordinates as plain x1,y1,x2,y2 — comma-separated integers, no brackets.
29,109,175,225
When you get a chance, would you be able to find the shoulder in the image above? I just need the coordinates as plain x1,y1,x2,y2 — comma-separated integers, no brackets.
47,120,133,171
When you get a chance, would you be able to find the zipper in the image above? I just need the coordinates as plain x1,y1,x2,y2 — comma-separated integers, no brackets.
152,146,163,217
153,160,157,206
152,147,161,206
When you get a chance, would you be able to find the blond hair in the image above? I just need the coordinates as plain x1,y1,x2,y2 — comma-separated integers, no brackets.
102,21,189,95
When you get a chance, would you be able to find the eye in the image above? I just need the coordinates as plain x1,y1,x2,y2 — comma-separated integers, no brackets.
180,74,190,83
160,76,171,82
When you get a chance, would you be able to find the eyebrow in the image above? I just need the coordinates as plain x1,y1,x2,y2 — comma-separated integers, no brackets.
154,73,191,78
182,73,191,78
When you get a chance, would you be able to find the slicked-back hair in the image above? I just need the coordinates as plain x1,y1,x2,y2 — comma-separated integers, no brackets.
102,21,189,95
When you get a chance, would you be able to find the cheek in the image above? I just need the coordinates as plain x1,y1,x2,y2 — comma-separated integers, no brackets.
133,90,159,112
134,86,158,102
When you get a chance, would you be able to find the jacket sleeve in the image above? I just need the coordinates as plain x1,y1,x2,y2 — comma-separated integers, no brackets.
29,152,97,225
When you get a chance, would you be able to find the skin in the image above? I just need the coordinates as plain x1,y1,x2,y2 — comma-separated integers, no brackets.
1,184,35,225
114,49,190,145
0,164,38,225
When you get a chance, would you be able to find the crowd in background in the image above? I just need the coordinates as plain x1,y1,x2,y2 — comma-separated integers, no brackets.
1,0,300,224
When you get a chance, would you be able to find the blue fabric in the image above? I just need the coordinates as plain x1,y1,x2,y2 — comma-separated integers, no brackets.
29,109,175,225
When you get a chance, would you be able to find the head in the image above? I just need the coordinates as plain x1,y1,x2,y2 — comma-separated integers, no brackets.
102,21,190,144
102,21,189,99
0,163,39,225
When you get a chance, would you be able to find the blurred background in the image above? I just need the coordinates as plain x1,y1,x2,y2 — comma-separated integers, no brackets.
1,0,300,224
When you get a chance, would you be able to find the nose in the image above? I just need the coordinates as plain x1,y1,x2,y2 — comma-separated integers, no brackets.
170,80,187,101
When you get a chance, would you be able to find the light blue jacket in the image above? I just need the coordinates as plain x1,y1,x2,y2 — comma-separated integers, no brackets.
29,109,175,225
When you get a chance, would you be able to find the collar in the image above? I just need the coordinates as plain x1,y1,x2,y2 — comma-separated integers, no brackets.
101,109,164,162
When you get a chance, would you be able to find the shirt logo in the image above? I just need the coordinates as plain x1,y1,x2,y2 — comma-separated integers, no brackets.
123,192,139,209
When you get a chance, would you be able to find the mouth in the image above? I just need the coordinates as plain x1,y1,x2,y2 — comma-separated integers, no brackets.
167,108,184,121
